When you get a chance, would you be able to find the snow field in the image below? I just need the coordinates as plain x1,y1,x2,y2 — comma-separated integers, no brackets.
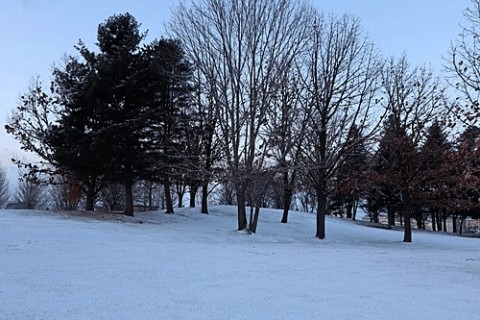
1,206,479,320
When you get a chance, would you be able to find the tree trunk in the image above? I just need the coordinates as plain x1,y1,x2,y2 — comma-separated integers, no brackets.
124,181,134,216
402,190,412,243
249,205,261,233
164,176,174,214
236,184,247,230
436,211,442,231
352,199,358,221
346,202,353,219
316,189,327,239
415,213,422,229
431,210,437,231
148,183,154,211
281,174,293,223
452,215,457,233
443,213,447,232
201,183,209,214
201,121,214,214
85,183,95,211
280,190,292,223
387,207,395,228
189,184,197,208
178,192,184,208
459,215,464,235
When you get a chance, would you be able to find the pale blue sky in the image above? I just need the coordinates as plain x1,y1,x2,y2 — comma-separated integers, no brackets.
0,0,471,171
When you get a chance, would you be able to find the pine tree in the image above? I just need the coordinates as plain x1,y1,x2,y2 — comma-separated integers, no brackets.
418,122,452,231
49,42,106,210
368,114,420,239
48,14,193,215
367,115,401,226
449,126,480,233
333,125,368,220
143,39,194,214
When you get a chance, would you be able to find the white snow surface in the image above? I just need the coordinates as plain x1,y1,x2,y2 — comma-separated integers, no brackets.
1,206,479,320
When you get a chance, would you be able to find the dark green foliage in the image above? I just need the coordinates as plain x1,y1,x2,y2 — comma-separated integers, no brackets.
97,13,144,55
418,123,452,209
46,13,193,214
332,125,368,219
366,114,419,236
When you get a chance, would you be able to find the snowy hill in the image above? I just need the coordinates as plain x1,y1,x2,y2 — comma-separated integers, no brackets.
1,206,479,320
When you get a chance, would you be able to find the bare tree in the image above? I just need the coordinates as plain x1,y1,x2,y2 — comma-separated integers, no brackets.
448,0,480,125
265,61,311,223
171,0,313,231
5,77,104,210
5,77,60,186
0,164,10,207
301,13,383,239
49,175,83,211
14,178,47,210
5,77,57,166
376,55,448,242
170,2,225,216
100,183,126,211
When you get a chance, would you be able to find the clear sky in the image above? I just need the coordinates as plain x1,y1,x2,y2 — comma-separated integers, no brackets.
0,0,471,178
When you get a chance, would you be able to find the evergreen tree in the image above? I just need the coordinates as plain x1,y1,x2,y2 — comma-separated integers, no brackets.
49,40,106,210
367,115,402,226
48,14,193,215
449,126,480,233
418,122,452,231
141,39,194,214
332,125,368,220
367,114,421,235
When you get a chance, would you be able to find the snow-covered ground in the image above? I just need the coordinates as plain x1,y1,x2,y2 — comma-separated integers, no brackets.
1,206,479,320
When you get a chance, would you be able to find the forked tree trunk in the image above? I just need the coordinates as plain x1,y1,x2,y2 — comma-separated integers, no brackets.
236,184,247,230
249,205,261,233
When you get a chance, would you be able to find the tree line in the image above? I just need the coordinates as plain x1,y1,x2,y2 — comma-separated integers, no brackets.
6,0,480,242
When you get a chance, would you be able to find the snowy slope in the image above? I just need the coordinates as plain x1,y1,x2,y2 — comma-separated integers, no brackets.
1,206,479,320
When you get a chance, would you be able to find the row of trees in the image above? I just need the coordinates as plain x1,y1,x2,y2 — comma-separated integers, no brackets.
7,14,196,216
6,0,480,242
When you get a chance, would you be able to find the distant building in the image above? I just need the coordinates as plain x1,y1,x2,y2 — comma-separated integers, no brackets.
465,218,480,233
